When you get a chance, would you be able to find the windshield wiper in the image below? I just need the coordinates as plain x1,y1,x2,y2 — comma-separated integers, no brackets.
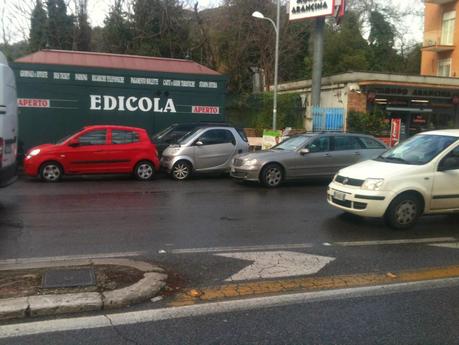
382,156,410,164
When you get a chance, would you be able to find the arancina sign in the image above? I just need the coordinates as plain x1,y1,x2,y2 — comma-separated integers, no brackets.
289,0,334,21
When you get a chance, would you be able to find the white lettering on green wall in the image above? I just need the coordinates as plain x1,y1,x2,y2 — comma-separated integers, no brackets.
89,95,177,113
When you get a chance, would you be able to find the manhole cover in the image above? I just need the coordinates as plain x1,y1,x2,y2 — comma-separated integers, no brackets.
42,268,96,288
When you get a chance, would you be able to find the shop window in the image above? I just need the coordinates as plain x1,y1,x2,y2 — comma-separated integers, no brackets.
441,11,455,45
438,59,452,77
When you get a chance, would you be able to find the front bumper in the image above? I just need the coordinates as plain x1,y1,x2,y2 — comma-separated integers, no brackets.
327,181,394,218
160,156,174,172
229,166,260,182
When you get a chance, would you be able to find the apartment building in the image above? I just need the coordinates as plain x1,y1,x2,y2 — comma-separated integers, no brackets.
421,0,459,77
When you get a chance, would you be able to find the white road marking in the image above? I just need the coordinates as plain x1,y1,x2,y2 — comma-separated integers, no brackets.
332,237,456,247
429,242,459,249
216,251,335,281
1,277,459,339
0,251,146,265
170,243,315,254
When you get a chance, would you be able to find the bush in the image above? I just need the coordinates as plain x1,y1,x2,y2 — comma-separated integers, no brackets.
347,110,389,136
226,92,304,131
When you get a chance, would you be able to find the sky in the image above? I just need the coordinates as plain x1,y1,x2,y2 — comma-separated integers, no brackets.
1,0,422,46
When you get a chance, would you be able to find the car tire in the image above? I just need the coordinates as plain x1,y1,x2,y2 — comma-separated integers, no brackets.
40,162,63,182
134,161,155,181
171,160,192,181
384,193,423,230
260,163,283,188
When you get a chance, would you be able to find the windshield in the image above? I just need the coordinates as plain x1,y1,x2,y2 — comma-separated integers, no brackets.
56,133,76,144
376,134,458,165
272,136,310,151
178,129,199,144
151,126,175,140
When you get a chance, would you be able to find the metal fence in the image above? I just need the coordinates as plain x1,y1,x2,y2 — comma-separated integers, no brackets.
312,107,345,132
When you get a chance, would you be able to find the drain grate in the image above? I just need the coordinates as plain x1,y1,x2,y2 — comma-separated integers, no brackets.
42,268,96,289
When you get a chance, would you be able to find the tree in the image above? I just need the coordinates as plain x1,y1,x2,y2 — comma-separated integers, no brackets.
29,0,48,52
132,0,191,58
74,0,91,51
102,0,133,53
47,0,74,49
321,11,370,76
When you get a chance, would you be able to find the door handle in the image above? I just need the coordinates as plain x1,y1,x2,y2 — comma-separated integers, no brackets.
324,153,331,157
353,152,361,155
238,149,243,154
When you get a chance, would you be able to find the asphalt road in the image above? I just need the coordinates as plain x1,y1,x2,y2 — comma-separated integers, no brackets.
1,174,459,344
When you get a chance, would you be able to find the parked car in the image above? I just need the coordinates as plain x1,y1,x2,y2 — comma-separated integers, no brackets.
152,122,231,156
0,52,18,187
24,125,160,182
230,132,387,187
161,125,249,180
327,130,459,229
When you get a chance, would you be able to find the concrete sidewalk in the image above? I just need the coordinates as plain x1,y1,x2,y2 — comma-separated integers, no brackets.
0,258,167,321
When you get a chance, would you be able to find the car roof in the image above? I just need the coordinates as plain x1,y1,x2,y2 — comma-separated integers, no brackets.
420,129,459,137
83,125,145,131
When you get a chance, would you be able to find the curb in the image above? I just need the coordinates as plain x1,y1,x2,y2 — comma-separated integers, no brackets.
0,259,167,321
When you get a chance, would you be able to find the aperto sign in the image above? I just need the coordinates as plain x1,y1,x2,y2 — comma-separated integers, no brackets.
289,0,334,21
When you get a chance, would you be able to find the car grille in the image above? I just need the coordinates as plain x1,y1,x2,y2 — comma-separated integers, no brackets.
330,197,367,210
233,158,244,167
335,175,365,187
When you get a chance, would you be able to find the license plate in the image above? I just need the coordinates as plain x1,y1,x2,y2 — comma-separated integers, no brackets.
333,191,346,201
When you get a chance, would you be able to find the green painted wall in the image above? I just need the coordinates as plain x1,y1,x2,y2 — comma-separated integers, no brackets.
12,62,226,152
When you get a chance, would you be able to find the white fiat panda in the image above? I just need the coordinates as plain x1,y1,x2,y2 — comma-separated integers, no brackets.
328,130,459,229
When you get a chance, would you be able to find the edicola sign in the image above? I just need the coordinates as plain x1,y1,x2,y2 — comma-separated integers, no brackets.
289,0,335,21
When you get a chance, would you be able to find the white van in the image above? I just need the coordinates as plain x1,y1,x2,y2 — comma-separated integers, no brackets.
328,130,459,229
0,52,18,187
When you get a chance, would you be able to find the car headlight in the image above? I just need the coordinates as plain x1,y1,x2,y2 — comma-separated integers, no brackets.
26,149,41,159
242,159,259,167
362,178,384,191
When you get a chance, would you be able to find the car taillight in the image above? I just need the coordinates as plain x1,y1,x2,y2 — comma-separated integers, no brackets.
0,138,3,168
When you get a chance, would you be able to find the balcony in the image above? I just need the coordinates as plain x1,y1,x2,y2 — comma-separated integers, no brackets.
423,30,455,52
424,0,455,4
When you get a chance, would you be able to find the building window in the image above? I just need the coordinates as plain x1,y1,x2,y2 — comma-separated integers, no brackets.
438,59,452,77
441,11,455,45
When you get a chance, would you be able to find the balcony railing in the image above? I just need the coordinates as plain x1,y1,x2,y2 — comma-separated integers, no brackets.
424,0,455,4
423,30,455,51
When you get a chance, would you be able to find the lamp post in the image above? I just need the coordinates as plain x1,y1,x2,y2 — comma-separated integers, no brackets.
252,1,280,130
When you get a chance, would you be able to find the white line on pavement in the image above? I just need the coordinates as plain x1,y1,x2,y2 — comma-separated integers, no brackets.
429,242,459,249
332,237,457,247
0,251,146,265
1,277,459,339
169,243,315,254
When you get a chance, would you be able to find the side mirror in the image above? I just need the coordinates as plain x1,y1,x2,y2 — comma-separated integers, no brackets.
68,138,80,147
299,148,310,155
195,140,204,146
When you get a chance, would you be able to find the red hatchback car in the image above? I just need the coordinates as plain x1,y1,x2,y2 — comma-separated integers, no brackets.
24,125,160,182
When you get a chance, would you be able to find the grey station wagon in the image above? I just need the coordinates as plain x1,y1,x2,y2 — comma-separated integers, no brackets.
161,126,249,180
230,132,387,187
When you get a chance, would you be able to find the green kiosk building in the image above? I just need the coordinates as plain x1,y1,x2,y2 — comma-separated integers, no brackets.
13,50,226,152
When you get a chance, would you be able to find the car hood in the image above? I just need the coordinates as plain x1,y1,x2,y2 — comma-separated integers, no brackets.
26,143,58,154
236,149,292,161
338,159,424,180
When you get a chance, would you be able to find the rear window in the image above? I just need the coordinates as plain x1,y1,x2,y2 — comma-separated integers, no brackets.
358,136,386,149
112,130,140,144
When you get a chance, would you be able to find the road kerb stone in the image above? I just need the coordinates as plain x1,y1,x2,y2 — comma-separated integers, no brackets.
0,259,93,271
0,297,29,321
90,258,164,273
28,292,102,317
103,272,167,309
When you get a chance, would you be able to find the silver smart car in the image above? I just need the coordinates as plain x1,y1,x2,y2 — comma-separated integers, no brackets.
161,126,249,180
230,132,387,187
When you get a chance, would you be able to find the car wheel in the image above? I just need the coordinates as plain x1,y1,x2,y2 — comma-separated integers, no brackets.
40,162,63,182
385,193,423,230
260,163,283,188
134,161,155,181
171,161,192,180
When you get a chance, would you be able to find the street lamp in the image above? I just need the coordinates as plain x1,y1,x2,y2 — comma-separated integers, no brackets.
252,1,280,131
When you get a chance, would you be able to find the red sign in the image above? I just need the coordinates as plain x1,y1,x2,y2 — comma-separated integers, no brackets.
17,98,50,108
390,118,402,147
192,106,220,114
